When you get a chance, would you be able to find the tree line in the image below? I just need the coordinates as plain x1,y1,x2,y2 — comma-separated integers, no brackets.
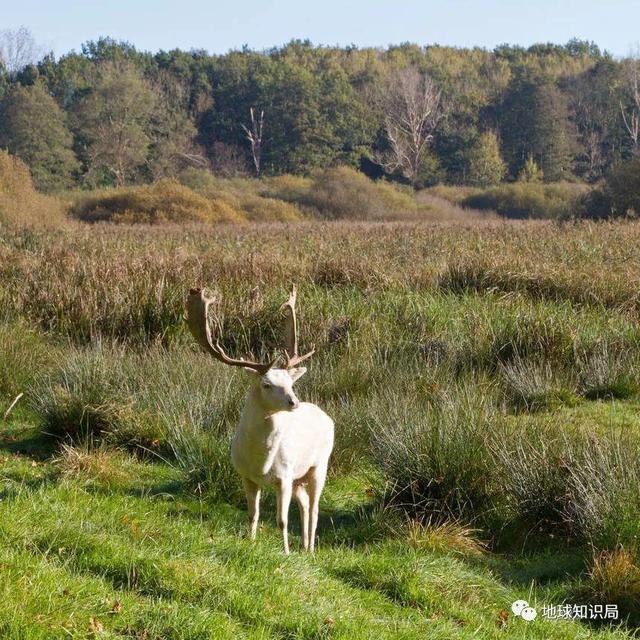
1,29,639,192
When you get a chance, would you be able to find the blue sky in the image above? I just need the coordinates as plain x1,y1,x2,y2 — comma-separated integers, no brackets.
4,0,639,58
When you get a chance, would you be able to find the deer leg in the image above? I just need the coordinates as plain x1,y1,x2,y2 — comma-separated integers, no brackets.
294,483,310,551
307,465,327,553
276,477,293,555
243,477,261,540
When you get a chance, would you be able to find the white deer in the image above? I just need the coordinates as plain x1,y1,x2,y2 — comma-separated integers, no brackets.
185,286,334,554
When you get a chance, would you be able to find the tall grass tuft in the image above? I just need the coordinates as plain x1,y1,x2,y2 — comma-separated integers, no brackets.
499,353,577,411
576,341,639,400
370,380,499,524
587,548,640,624
30,344,245,498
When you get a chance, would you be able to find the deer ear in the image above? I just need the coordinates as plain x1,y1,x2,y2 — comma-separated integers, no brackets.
288,367,307,383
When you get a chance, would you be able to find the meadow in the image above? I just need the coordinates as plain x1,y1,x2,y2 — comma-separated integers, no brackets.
1,209,640,638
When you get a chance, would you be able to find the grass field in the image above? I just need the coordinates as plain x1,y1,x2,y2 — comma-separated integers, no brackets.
1,218,640,638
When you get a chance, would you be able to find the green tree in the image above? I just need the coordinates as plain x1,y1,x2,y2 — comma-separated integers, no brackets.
465,131,506,186
76,61,157,185
500,75,576,181
146,72,199,180
567,59,624,180
0,80,78,191
517,155,544,182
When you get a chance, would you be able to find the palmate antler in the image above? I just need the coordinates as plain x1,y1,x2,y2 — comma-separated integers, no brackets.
280,285,315,369
185,288,277,374
185,286,314,373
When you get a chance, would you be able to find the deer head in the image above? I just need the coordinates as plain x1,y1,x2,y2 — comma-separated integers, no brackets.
185,286,314,411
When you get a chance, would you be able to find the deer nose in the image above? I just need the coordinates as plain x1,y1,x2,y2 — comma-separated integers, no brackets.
288,398,299,409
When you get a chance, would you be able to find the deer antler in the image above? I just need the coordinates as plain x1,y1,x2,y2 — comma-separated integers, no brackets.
185,288,276,374
280,285,315,369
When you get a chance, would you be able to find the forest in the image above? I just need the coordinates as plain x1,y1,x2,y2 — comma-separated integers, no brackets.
1,30,639,198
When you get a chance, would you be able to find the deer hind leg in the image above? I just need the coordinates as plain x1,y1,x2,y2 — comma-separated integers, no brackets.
276,477,293,555
242,477,261,541
294,482,310,551
307,465,327,553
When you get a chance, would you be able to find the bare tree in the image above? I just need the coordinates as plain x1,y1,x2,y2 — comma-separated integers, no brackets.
621,52,640,154
0,27,43,77
376,67,446,186
241,107,264,177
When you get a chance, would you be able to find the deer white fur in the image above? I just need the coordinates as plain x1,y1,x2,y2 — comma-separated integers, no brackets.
185,287,334,554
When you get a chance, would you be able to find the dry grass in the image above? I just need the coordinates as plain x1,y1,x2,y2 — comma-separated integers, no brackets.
404,519,487,557
588,548,640,621
2,220,640,346
54,443,131,486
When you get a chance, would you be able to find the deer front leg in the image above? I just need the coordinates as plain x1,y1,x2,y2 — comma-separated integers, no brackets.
294,483,310,551
243,477,261,540
276,477,293,555
308,465,327,553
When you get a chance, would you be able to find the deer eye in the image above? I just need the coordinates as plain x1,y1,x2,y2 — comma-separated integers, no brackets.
262,382,271,389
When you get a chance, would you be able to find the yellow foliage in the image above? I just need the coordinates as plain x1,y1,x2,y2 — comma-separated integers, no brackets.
0,150,66,228
70,179,245,224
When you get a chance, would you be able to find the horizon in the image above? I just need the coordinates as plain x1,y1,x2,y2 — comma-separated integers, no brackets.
4,0,640,60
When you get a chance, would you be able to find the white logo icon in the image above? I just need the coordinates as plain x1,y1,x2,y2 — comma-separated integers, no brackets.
512,600,537,621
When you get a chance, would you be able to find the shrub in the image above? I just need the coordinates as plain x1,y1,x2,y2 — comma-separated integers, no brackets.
264,166,419,221
259,174,312,202
237,194,303,222
422,185,480,204
0,150,66,228
579,157,640,219
461,182,588,219
69,179,244,224
303,167,418,220
179,168,304,222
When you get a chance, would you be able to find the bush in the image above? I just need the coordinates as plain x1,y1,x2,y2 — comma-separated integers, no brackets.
0,150,66,228
579,157,640,219
461,182,588,219
265,166,419,221
305,167,418,220
70,179,244,224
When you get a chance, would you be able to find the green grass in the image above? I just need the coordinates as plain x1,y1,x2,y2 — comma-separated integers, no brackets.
2,219,640,636
0,418,633,639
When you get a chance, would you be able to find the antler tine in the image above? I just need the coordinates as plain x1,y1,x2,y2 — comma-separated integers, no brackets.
280,284,315,369
185,288,276,375
280,284,298,358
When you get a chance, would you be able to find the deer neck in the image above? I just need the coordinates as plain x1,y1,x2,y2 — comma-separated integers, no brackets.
240,386,281,433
